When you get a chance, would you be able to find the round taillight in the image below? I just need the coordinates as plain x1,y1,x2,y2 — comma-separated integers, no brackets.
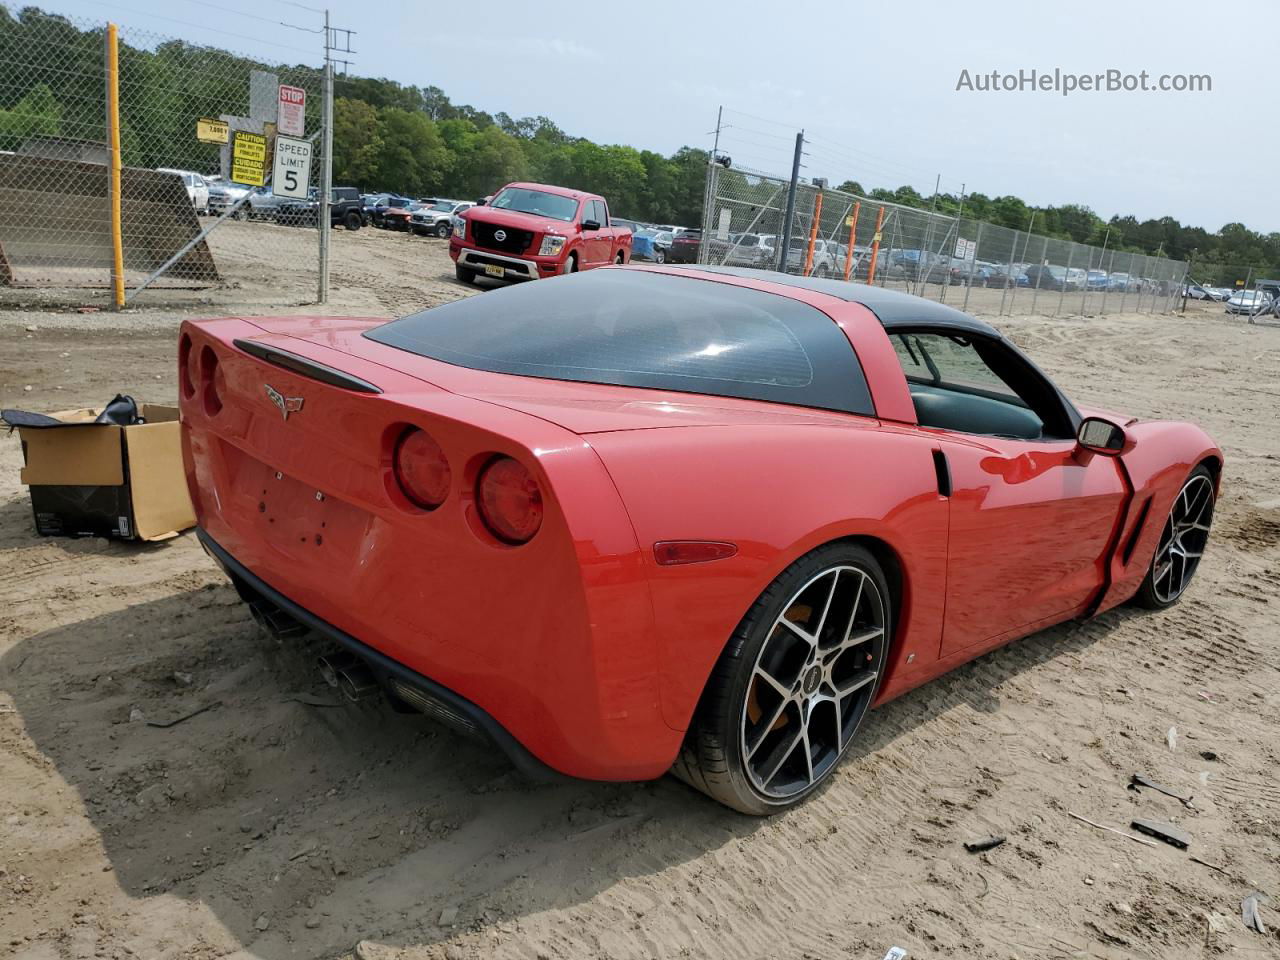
393,427,451,509
477,456,543,544
199,345,222,416
178,334,195,400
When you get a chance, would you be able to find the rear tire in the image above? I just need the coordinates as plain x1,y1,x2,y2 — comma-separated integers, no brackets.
615,250,625,265
455,265,477,285
654,249,666,264
1133,465,1215,609
672,542,890,815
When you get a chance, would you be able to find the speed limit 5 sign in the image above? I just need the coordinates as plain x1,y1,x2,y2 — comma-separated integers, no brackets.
272,135,312,199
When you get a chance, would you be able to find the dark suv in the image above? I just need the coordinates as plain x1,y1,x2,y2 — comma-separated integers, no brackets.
277,186,364,230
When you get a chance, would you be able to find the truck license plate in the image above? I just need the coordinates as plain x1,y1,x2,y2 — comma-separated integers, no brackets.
484,264,505,278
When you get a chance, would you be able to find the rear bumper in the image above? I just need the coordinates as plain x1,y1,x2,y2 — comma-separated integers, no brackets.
199,528,568,782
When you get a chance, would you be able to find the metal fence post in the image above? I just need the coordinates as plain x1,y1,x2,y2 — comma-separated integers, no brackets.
776,132,803,272
1056,243,1074,317
1029,236,1048,315
317,39,333,304
998,229,1018,316
963,220,982,312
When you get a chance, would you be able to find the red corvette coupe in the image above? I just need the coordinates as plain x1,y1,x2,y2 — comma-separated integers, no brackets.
179,266,1221,814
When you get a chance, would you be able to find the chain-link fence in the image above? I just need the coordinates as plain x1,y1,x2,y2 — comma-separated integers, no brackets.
1,6,328,309
699,163,1189,317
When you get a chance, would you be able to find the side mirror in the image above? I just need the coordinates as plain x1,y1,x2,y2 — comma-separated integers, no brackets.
476,197,488,206
1077,417,1126,455
581,219,601,231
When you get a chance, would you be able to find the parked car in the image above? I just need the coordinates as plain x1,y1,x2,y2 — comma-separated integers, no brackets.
247,186,289,221
381,202,424,232
206,177,251,218
275,186,364,230
1225,290,1274,315
668,229,704,264
180,268,1222,814
1183,283,1227,301
717,232,775,268
1086,270,1109,291
156,168,209,214
371,195,414,227
451,181,632,284
411,199,475,238
631,228,673,263
609,216,644,234
1023,264,1079,292
1106,272,1140,293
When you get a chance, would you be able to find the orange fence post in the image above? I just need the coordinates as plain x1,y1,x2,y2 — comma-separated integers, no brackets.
802,191,823,277
866,206,886,286
843,201,861,282
105,22,125,309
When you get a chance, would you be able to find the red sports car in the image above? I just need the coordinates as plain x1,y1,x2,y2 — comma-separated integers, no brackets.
179,266,1221,814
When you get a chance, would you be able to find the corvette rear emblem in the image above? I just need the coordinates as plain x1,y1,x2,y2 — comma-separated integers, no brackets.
265,384,304,420
494,229,507,241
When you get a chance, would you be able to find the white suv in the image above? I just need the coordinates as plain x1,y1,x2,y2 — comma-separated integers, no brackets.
156,168,210,214
411,199,474,238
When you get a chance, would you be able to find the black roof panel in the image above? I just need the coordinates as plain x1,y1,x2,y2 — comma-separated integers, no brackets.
675,266,1001,338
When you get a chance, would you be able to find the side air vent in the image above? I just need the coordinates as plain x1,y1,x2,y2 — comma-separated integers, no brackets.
233,338,382,394
1121,496,1153,566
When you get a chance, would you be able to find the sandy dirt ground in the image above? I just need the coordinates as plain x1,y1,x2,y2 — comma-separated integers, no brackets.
1,234,1278,960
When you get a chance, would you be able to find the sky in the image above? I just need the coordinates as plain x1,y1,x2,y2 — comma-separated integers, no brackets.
40,0,1279,234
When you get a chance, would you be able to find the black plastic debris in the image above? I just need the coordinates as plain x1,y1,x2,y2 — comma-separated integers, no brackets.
964,835,1006,853
1128,773,1195,809
1131,819,1191,849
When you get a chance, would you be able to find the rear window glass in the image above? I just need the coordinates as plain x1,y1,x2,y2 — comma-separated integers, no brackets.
366,271,873,415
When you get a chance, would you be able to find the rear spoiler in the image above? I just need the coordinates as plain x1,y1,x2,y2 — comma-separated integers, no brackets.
232,338,383,394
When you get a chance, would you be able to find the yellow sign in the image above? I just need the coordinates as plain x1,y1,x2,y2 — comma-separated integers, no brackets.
872,231,883,243
196,117,228,144
231,130,267,186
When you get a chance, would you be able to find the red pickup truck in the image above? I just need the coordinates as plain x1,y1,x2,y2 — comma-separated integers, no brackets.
450,182,632,284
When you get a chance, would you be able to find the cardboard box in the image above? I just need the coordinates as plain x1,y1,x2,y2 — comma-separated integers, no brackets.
13,403,195,541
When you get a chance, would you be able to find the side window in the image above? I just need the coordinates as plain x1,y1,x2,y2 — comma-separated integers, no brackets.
892,330,1066,441
589,200,606,225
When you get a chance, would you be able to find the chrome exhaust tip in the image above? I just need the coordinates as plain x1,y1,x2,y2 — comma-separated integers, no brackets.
316,651,357,688
335,661,379,702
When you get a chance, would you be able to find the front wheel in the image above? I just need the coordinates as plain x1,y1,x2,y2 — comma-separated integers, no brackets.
455,264,477,285
563,253,578,275
435,222,451,238
1133,466,1215,609
672,542,890,814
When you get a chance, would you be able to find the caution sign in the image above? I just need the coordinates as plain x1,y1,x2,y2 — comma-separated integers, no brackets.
231,130,268,186
272,135,312,199
196,117,228,144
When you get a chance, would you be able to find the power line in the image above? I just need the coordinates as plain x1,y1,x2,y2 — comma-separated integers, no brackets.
178,0,323,33
65,0,319,57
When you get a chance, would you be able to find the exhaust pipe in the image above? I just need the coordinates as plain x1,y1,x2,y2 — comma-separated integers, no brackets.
317,652,379,701
335,661,379,702
316,651,356,688
249,600,308,640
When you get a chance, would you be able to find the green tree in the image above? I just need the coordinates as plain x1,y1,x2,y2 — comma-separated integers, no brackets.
0,82,60,145
371,107,450,195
